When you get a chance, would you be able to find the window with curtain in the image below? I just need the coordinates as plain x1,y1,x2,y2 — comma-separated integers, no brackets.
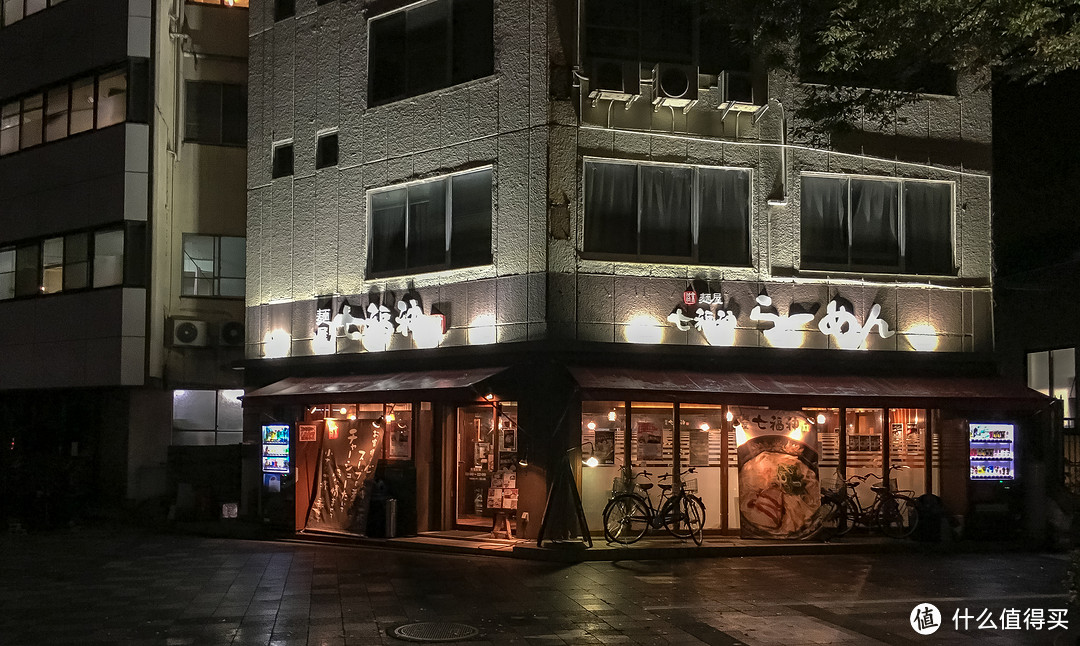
800,175,954,274
584,160,751,265
368,167,493,276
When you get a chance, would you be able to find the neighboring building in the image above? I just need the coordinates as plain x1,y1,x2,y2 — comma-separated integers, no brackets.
243,0,1047,542
0,0,248,525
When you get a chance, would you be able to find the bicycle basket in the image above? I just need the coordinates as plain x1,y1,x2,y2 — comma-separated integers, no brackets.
611,475,634,495
682,478,698,493
889,478,898,493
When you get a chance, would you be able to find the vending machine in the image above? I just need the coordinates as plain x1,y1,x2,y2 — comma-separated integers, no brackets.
262,424,291,490
969,423,1016,480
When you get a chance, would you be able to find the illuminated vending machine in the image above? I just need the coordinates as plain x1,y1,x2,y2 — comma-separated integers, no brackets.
262,424,291,493
968,422,1018,538
969,423,1016,481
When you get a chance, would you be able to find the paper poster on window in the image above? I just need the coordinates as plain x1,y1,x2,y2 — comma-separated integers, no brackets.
388,420,411,459
594,429,616,465
689,429,710,467
637,421,662,461
500,427,517,452
733,408,820,539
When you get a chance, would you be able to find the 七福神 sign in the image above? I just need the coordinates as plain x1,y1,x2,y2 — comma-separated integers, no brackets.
313,294,446,352
671,288,895,350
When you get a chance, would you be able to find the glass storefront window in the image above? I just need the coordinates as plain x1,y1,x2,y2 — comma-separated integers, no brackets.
456,402,518,529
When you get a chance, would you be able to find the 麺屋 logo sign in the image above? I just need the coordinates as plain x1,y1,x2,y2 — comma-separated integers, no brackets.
670,286,895,350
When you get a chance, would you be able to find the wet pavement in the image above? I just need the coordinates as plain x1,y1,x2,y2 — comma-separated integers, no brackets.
0,525,1072,645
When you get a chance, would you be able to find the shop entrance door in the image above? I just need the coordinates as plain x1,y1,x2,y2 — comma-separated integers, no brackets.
454,403,520,531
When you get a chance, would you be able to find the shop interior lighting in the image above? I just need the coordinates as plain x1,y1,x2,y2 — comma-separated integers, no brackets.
699,423,710,431
518,455,528,467
734,424,748,447
608,410,617,422
816,413,827,425
580,441,599,468
484,392,494,401
725,410,734,422
587,421,597,431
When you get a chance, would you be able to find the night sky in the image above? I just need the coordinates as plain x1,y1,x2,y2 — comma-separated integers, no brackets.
993,70,1080,276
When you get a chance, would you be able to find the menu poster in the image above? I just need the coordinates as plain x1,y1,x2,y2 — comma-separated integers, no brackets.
689,429,710,466
299,424,317,443
638,421,662,461
487,488,504,509
594,429,616,465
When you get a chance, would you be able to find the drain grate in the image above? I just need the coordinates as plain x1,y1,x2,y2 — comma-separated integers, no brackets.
391,622,480,643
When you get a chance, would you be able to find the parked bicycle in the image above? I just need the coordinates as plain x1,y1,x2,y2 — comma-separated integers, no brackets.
602,466,706,545
820,466,920,539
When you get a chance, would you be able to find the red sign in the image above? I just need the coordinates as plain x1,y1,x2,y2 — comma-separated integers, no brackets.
683,289,698,306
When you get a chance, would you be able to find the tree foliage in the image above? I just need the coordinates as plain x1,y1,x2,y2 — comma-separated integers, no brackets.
710,0,1080,138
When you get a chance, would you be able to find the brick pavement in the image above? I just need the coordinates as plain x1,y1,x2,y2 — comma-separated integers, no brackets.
0,526,1071,646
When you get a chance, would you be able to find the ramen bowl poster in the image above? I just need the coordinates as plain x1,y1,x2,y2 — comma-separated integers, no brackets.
735,409,820,539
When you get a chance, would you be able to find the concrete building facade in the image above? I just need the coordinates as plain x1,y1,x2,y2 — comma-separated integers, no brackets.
243,0,1048,542
0,0,248,525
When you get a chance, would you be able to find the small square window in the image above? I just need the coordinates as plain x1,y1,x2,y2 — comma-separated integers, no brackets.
274,0,294,20
272,142,293,179
315,131,338,169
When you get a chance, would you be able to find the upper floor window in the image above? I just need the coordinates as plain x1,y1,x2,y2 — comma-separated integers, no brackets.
1028,348,1076,427
185,81,247,146
368,0,494,107
800,175,954,275
0,67,128,157
0,224,136,301
181,234,245,297
2,0,64,28
583,160,751,266
368,167,492,276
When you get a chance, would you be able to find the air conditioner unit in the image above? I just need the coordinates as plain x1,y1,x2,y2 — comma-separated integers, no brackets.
653,63,699,112
720,70,756,107
587,58,641,105
219,321,245,347
171,319,209,347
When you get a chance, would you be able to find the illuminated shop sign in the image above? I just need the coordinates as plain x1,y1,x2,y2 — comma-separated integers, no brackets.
670,288,898,350
313,294,446,354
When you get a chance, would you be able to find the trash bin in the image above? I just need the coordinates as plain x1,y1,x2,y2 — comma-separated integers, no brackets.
913,493,944,542
386,498,397,538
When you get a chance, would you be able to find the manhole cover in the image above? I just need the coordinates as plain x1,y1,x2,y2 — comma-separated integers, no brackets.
391,622,480,643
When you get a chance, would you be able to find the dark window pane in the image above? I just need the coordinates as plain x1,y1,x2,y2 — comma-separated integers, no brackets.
698,168,750,265
1,101,19,155
221,84,246,145
800,176,848,267
452,0,494,84
45,85,70,142
584,162,638,255
272,143,293,178
93,229,125,288
450,168,493,267
584,0,640,60
369,11,408,105
407,178,447,268
370,188,408,274
904,181,953,274
70,78,94,134
0,248,14,299
63,233,89,290
407,0,450,97
15,244,40,297
849,179,899,267
185,81,222,144
315,132,338,168
639,165,692,257
640,0,694,64
97,69,127,128
21,94,43,149
275,0,294,20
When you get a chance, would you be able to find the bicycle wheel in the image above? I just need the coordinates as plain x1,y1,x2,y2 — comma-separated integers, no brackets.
826,495,858,536
877,494,920,539
686,495,705,546
662,494,703,544
603,493,650,544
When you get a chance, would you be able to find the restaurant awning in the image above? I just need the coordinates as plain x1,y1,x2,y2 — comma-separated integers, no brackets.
243,367,506,406
568,366,1051,411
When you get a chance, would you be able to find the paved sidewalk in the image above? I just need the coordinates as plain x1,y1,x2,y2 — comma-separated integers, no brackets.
0,525,1071,646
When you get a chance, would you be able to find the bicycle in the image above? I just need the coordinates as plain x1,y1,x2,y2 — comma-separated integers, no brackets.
820,466,919,539
602,466,706,546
